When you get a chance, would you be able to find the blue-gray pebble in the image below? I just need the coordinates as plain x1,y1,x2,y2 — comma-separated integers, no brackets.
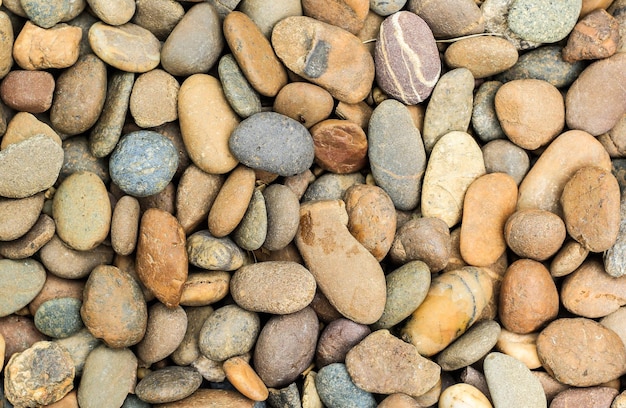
370,0,407,16
315,363,377,408
34,297,84,339
109,131,178,197
21,0,72,28
229,112,314,176
218,54,262,119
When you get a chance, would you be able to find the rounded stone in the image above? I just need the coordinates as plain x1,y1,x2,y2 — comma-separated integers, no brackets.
504,209,566,261
176,165,224,234
482,139,530,185
53,171,111,251
483,352,547,408
88,22,160,73
110,195,140,256
136,303,187,366
444,36,518,79
439,384,492,408
437,320,501,371
129,69,179,128
551,387,619,408
408,0,483,38
60,136,110,184
2,112,61,150
180,271,230,307
223,356,269,402
507,0,582,43
34,298,83,339
198,304,260,362
132,0,184,40
186,230,245,271
273,82,334,128
13,21,81,70
371,0,408,16
218,54,262,119
551,240,589,277
302,172,364,202
87,0,135,26
496,329,541,370
28,272,84,316
301,0,368,34
110,131,178,197
155,389,256,408
0,70,55,113
208,165,256,238
0,11,12,79
374,11,440,104
232,189,267,251
316,318,371,368
135,366,203,404
262,183,300,251
39,236,114,280
0,193,44,241
310,119,368,174
0,259,46,317
315,363,377,408
472,81,506,143
0,213,54,260
239,0,303,38
390,217,451,272
229,112,314,176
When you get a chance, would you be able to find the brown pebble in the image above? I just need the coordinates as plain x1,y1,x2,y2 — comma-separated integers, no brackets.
504,209,566,261
28,273,84,316
208,165,256,238
0,193,44,242
408,0,484,38
137,182,177,215
335,101,373,130
302,0,368,34
0,214,55,259
13,22,81,70
0,315,47,366
551,386,618,408
444,36,518,78
223,356,269,402
550,239,589,277
176,165,224,234
378,393,422,408
180,271,230,307
156,389,256,408
390,216,451,273
562,9,620,62
0,70,55,113
130,69,179,128
273,82,334,128
136,303,187,366
110,195,140,256
316,318,371,368
39,235,114,279
309,119,368,174
1,112,61,149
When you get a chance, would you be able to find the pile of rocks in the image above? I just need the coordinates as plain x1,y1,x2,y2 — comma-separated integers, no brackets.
0,0,626,407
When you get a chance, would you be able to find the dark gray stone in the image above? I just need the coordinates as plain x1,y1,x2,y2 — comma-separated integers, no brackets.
218,54,262,118
315,363,377,408
472,81,506,143
267,383,301,408
34,297,84,339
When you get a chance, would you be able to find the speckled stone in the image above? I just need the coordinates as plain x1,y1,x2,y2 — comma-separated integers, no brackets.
507,0,582,43
484,352,547,408
132,0,184,41
13,21,81,70
20,0,77,28
110,131,178,197
186,230,245,271
267,383,300,408
34,298,83,339
136,303,187,366
39,236,114,279
59,136,110,184
368,99,426,211
198,304,260,361
229,112,314,176
135,366,202,404
315,363,377,408
0,70,55,113
482,0,541,50
505,209,566,261
218,54,262,119
390,217,451,272
565,9,620,62
130,69,179,128
2,112,60,149
0,259,46,317
302,172,364,202
0,213,54,260
0,194,44,242
262,184,300,251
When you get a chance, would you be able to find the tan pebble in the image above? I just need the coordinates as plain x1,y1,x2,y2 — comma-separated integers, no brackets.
13,21,81,70
408,0,484,38
130,69,179,128
111,195,140,256
44,390,78,408
439,383,492,408
0,214,55,259
171,306,214,366
504,209,566,261
88,0,136,26
28,273,84,316
274,82,334,128
302,371,323,408
496,328,542,370
223,356,269,402
580,0,615,16
176,165,224,234
190,355,226,383
0,12,13,79
444,36,518,78
0,192,44,241
1,112,61,149
180,271,230,307
135,303,187,365
40,235,114,279
550,240,589,278
157,389,255,408
335,101,372,130
390,216,451,272
415,377,444,407
460,173,518,267
310,119,368,174
0,332,5,372
378,393,421,408
563,9,620,62
262,184,300,251
208,165,256,238
302,0,369,34
132,0,184,41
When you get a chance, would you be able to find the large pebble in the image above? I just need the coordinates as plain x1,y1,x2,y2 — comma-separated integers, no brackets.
53,171,111,251
273,82,334,128
444,36,518,79
272,16,374,103
437,320,501,371
316,318,371,368
310,119,368,173
0,135,63,199
186,230,245,271
229,112,314,176
136,303,187,366
0,193,44,241
13,21,81,70
0,259,46,317
136,208,188,308
230,261,316,315
254,307,319,388
80,265,147,348
483,352,547,408
34,298,83,339
346,329,440,397
537,318,626,386
129,69,178,128
368,99,426,211
504,209,566,261
208,165,255,238
374,11,440,104
507,0,581,43
390,217,451,272
39,236,114,279
0,70,55,113
135,366,202,404
198,304,260,361
421,131,486,227
315,363,377,408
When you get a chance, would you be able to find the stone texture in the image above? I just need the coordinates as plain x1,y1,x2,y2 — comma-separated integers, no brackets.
132,0,184,40
0,11,13,79
87,0,135,26
0,259,46,317
176,165,224,234
408,0,483,38
34,298,83,339
439,384,492,408
199,304,260,361
2,112,61,149
60,136,110,184
496,329,542,370
0,193,44,241
437,320,501,371
483,352,547,408
316,318,371,368
135,366,202,404
262,184,300,251
171,306,213,366
504,209,566,261
310,119,368,173
445,38,518,84
551,240,589,277
0,70,54,113
13,21,81,70
156,389,255,408
129,69,178,128
472,81,506,143
507,0,581,43
273,82,334,128
39,236,114,279
482,139,530,185
301,0,368,34
551,387,618,408
315,363,377,408
390,217,451,272
223,356,268,402
208,165,255,238
180,272,230,307
232,189,267,251
136,303,187,365
0,214,55,259
186,230,245,271
218,54,261,119
239,0,302,37
562,9,620,62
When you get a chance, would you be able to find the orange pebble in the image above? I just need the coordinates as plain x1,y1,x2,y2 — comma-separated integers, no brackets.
223,356,269,402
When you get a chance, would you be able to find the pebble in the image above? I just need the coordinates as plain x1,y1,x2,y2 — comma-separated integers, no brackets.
439,384,492,408
482,139,530,185
565,53,626,136
561,166,621,252
374,11,440,104
54,328,100,376
176,165,224,234
272,16,375,103
198,304,260,362
232,189,267,251
180,271,230,307
0,193,44,241
390,216,451,272
39,235,114,279
408,0,483,38
191,355,226,383
421,131,486,227
110,195,140,256
316,318,370,368
87,0,135,26
507,0,581,43
460,173,518,267
563,9,620,62
0,70,54,113
122,394,151,408
504,209,566,261
156,389,256,408
437,320,501,371
402,266,493,356
537,318,626,387
0,11,11,78
230,261,316,314
53,171,111,251
551,239,589,277
2,112,61,149
171,306,213,366
302,0,368,35
378,393,421,408
346,329,440,397
472,81,506,142
370,0,407,16
223,356,269,402
253,307,319,388
444,36,518,79
136,208,188,308
483,352,547,408
368,99,426,210
80,265,147,348
60,136,110,184
273,82,334,128
0,315,48,367
34,298,83,339
499,259,559,333
77,345,137,408
129,69,179,128
263,184,300,251
223,11,287,97
136,303,187,366
208,165,255,238
19,0,77,29
606,196,626,277
422,68,474,153
218,54,261,119
13,21,81,70
239,0,302,38
315,363,377,408
0,258,46,317
29,272,83,316
229,112,314,176
552,386,618,408
302,172,364,202
4,341,75,407
0,135,64,199
496,329,541,369
186,230,245,271
481,0,542,50
88,22,160,73
135,366,202,404
0,213,55,259
132,0,184,41
309,119,368,173
160,3,223,77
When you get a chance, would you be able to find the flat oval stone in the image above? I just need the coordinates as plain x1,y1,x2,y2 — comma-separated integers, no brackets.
561,166,621,252
551,387,618,408
262,184,300,251
0,259,46,317
439,384,492,408
0,70,55,113
437,320,501,371
53,171,111,251
537,318,626,386
186,230,245,271
231,261,316,315
272,16,375,103
483,352,547,408
218,54,262,119
156,389,255,408
346,330,440,398
89,22,160,73
504,209,566,261
390,217,451,272
315,363,377,408
178,74,239,175
422,131,486,227
0,193,44,241
316,318,371,368
136,303,187,365
40,236,114,279
80,265,147,348
507,0,581,43
160,3,223,76
136,366,202,404
232,189,267,251
2,112,61,150
368,99,426,211
136,208,188,308
180,271,230,307
273,82,334,128
0,135,63,199
253,307,319,388
35,298,83,339
13,21,81,70
445,36,518,79
0,214,55,260
375,11,440,104
229,112,314,176
87,0,135,26
110,195,140,256
482,139,529,185
176,165,224,234
198,304,260,361
208,165,255,238
225,357,269,402
129,69,179,128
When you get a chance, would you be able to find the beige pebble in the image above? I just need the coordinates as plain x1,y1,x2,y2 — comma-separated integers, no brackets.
111,195,140,256
2,112,61,149
130,69,179,128
87,0,136,26
496,328,542,370
40,235,114,279
377,393,421,408
0,214,55,259
549,240,589,277
0,12,13,79
439,383,493,408
0,192,44,242
444,36,518,78
179,271,230,307
504,209,566,261
208,165,256,238
273,82,334,128
13,21,81,70
176,165,224,234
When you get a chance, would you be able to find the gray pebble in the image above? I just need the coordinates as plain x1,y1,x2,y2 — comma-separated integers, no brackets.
437,320,501,371
54,328,101,376
302,172,364,202
34,297,84,339
218,54,261,118
198,304,260,361
315,363,377,408
232,189,267,251
472,81,506,143
482,139,530,185
135,366,203,404
484,352,547,408
0,258,46,317
263,184,300,251
507,0,581,43
370,0,407,16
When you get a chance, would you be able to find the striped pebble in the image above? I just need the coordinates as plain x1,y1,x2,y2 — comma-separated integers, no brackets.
375,11,441,104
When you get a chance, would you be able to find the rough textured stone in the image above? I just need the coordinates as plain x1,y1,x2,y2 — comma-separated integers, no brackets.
40,236,114,279
132,0,184,40
2,112,61,149
218,53,261,119
186,230,245,271
129,69,178,128
563,9,620,62
437,320,501,371
315,363,377,408
484,352,547,408
0,70,54,113
13,21,81,70
34,297,83,339
0,193,44,242
198,304,260,362
505,209,566,261
390,217,451,272
310,119,368,173
180,272,230,307
551,386,618,408
507,0,581,43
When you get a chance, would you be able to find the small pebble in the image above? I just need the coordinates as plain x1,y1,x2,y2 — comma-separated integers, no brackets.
444,36,518,79
223,356,269,402
273,82,334,128
129,69,179,128
171,306,214,366
198,304,260,362
551,386,618,408
186,230,245,271
437,320,501,371
179,271,230,307
0,70,55,113
34,298,84,339
87,0,135,26
482,139,530,185
315,363,377,408
316,318,371,368
218,54,262,119
135,366,202,404
439,384,492,408
136,303,187,366
390,217,451,272
496,329,542,370
262,183,300,251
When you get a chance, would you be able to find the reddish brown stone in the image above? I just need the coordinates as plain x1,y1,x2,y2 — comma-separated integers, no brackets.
562,9,620,62
0,70,55,113
0,315,47,366
310,119,368,174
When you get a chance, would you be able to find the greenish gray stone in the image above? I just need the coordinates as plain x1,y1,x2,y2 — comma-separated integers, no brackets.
54,328,101,376
60,136,110,184
302,172,365,202
186,230,245,271
135,366,203,404
482,139,530,185
472,81,506,143
0,258,46,317
437,320,501,371
20,0,74,28
482,0,542,50
198,304,260,361
34,297,84,339
372,261,431,330
232,189,267,251
496,45,587,88
315,363,377,408
484,352,547,408
89,71,135,158
507,0,582,43
218,54,262,118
